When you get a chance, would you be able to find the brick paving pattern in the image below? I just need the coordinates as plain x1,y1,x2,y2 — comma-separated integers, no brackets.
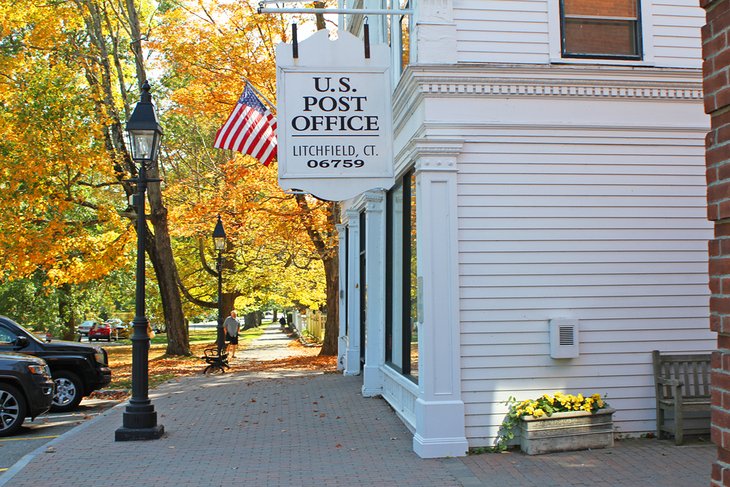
0,324,715,486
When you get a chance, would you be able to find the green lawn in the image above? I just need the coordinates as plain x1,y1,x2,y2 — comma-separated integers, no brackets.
105,325,265,390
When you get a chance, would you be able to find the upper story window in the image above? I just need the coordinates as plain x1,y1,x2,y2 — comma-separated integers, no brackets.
560,0,642,59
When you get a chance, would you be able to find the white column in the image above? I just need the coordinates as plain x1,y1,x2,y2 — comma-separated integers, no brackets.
411,140,468,458
362,191,386,397
336,223,348,372
344,209,361,376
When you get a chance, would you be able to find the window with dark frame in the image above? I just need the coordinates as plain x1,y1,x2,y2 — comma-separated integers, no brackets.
560,0,641,59
385,170,418,382
359,211,367,367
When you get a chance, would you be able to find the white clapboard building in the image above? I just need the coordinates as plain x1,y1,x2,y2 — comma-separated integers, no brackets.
327,0,715,458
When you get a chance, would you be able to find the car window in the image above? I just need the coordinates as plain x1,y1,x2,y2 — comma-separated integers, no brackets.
0,326,17,346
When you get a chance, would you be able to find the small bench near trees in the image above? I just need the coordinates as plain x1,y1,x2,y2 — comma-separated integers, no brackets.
652,350,711,445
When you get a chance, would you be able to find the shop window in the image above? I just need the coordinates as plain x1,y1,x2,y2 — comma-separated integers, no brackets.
408,172,418,379
561,0,641,59
386,170,418,382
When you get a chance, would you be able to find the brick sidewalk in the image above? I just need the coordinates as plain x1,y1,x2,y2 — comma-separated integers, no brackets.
0,326,714,487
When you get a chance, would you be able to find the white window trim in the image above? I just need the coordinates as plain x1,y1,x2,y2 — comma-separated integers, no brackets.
547,0,655,66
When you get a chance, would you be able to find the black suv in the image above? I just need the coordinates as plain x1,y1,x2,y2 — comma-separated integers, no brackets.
0,316,112,412
0,352,54,436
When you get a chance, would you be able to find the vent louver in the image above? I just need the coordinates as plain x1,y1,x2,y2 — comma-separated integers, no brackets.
550,319,579,358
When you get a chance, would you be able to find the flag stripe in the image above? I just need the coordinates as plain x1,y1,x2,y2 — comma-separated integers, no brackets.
213,84,277,165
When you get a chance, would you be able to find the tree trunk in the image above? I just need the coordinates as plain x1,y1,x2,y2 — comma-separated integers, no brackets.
57,283,77,341
123,0,189,356
78,0,190,355
320,251,339,355
145,202,189,355
146,166,189,355
220,293,237,321
244,312,258,330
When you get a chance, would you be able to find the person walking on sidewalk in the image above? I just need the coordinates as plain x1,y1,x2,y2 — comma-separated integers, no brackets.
224,310,240,358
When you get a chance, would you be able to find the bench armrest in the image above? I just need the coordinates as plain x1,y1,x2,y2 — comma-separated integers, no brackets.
656,377,683,387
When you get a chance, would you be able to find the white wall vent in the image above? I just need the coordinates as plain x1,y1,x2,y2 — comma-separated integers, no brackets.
549,319,579,359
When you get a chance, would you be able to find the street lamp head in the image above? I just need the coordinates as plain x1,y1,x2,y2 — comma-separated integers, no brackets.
126,80,163,164
213,214,227,252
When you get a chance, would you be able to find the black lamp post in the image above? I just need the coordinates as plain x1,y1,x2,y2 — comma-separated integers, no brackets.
115,81,164,441
213,215,227,353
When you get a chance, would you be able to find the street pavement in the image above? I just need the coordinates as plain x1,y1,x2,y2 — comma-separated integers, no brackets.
0,323,715,486
0,398,120,474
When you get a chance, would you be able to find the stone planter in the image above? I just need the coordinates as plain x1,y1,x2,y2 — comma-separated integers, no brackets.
519,408,615,455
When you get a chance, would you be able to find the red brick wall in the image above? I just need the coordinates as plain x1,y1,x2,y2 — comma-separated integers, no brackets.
703,0,730,484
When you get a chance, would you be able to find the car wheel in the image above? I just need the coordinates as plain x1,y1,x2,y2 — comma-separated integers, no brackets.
51,371,83,412
0,383,27,437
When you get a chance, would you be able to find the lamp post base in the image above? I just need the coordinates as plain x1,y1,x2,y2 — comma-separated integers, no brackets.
115,407,164,441
115,424,165,441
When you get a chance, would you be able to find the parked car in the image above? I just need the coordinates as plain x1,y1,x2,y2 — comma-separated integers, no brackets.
110,322,131,339
76,320,98,337
0,352,54,436
0,316,111,412
88,323,112,342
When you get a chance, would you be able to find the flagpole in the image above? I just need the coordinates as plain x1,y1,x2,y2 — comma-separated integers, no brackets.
245,80,277,115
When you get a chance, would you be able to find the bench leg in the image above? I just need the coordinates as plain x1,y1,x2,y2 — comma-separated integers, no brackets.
656,405,663,440
674,399,683,445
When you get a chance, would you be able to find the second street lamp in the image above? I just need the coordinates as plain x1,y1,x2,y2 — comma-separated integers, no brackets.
115,81,164,441
213,215,227,353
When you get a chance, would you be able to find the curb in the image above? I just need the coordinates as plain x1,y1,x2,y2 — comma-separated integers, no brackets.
0,400,128,487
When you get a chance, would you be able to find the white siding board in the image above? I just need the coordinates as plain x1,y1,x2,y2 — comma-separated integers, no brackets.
651,1,704,67
460,283,708,299
461,307,708,322
459,217,707,229
457,41,550,55
461,375,655,391
459,154,703,166
458,163,703,176
459,229,705,240
453,8,547,21
461,273,707,287
460,240,707,252
459,206,706,218
459,294,707,308
653,35,703,48
459,195,704,208
651,14,704,28
461,328,710,346
453,111,710,442
453,0,549,63
461,318,710,334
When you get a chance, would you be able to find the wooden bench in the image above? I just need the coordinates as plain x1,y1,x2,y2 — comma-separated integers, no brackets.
652,350,711,445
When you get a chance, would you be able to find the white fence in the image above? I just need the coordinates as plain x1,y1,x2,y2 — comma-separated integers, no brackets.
292,309,326,342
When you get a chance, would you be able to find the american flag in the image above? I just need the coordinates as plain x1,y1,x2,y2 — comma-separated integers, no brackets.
213,84,277,166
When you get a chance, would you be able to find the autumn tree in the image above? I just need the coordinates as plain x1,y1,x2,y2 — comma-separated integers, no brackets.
156,0,340,354
0,7,135,337
0,0,190,354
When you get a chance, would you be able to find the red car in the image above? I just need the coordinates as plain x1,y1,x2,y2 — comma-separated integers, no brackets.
88,323,112,342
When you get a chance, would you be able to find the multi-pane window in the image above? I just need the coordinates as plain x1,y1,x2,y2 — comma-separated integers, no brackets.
386,170,418,382
561,0,641,59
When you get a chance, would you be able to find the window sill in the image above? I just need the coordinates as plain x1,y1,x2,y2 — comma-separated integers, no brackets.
550,56,655,68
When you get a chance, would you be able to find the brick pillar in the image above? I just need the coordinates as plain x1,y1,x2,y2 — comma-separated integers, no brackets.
703,0,730,484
